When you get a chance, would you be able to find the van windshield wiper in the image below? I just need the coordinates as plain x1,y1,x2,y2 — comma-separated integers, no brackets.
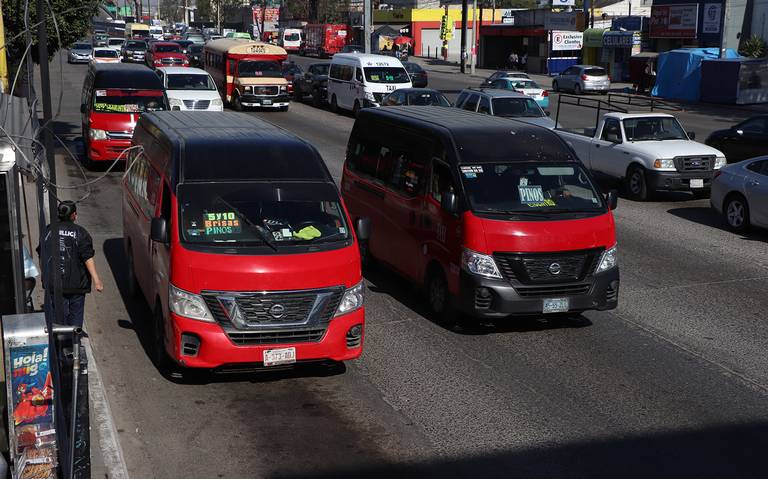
479,209,551,218
216,197,278,252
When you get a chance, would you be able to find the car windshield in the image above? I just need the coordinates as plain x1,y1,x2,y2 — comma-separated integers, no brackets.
623,117,688,141
126,41,146,49
284,33,300,41
511,80,539,89
178,182,350,248
364,67,410,83
167,74,215,90
461,163,605,216
238,60,282,78
492,98,544,118
74,43,91,50
95,49,118,58
92,91,166,113
405,91,450,106
188,45,202,53
109,39,124,46
155,44,180,53
584,67,607,76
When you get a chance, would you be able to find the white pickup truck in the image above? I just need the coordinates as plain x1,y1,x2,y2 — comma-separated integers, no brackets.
556,112,727,200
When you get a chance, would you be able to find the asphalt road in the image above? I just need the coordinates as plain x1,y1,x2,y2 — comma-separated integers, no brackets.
43,55,768,478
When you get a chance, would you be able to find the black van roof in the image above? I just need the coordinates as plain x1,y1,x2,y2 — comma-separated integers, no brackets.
356,106,577,165
136,112,331,185
90,63,164,90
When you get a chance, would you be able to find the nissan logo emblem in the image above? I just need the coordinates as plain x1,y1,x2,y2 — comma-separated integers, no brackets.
269,304,286,319
548,263,562,275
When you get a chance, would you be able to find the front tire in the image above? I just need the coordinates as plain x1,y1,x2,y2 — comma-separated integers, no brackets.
426,268,457,325
153,304,183,380
232,94,243,111
625,165,649,201
724,194,750,233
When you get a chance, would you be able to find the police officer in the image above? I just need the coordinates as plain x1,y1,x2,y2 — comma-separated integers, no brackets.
40,201,103,327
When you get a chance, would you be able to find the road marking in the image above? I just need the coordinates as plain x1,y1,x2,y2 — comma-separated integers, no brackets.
84,336,130,479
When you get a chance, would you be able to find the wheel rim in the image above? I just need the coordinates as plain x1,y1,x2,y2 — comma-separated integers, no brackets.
630,171,643,194
727,200,744,227
429,276,446,313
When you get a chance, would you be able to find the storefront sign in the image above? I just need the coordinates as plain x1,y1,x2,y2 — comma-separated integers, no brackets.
545,12,579,32
552,0,576,6
650,4,698,38
702,4,722,34
583,28,607,48
603,31,635,48
611,16,644,32
552,31,583,51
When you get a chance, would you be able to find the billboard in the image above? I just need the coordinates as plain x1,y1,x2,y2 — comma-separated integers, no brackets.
650,4,699,38
702,3,722,34
552,31,583,51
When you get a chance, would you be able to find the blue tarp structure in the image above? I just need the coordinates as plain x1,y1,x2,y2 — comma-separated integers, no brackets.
652,48,741,102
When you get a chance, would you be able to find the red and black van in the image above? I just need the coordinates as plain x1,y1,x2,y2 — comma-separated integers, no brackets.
81,63,167,168
123,112,365,373
341,107,619,320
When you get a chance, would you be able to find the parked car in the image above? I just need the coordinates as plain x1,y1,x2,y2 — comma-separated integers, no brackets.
68,42,92,64
90,47,121,64
381,88,450,107
156,67,223,111
711,156,768,232
480,70,530,87
402,61,428,88
342,106,619,320
281,62,303,96
454,89,556,130
552,65,610,95
328,53,412,115
490,78,549,108
556,113,726,200
107,37,125,51
121,40,147,64
172,39,195,54
123,111,366,374
705,115,768,164
293,63,330,106
186,44,203,67
80,63,167,168
146,41,189,68
92,33,108,47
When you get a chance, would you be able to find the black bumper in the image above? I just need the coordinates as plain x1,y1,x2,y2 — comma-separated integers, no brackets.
645,170,713,192
457,269,620,319
240,94,291,107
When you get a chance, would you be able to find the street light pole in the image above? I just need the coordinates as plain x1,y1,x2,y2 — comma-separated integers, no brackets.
364,0,372,54
471,0,477,74
460,0,468,73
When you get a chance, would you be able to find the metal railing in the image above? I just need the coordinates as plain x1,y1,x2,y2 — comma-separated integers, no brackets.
555,94,628,130
605,93,681,112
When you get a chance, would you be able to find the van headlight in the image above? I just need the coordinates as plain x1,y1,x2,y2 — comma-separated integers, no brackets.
169,284,215,322
595,244,618,273
715,157,727,169
89,128,107,140
335,281,364,317
211,97,223,107
364,91,376,101
461,248,502,279
169,98,184,109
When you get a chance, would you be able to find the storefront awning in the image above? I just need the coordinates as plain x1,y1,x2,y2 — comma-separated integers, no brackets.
583,28,607,48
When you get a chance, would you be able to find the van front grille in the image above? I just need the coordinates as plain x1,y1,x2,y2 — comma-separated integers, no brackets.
182,99,211,110
494,249,602,284
515,283,592,298
227,328,326,345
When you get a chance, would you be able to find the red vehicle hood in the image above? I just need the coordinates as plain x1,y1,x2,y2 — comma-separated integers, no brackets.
173,246,362,293
463,211,616,254
88,111,140,132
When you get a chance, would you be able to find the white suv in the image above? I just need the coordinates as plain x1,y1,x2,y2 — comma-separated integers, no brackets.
156,67,224,111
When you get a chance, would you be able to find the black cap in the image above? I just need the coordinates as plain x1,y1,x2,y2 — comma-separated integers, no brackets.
57,200,77,220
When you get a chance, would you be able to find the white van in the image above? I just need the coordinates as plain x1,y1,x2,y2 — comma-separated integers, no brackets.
328,53,412,115
281,28,303,52
149,25,164,40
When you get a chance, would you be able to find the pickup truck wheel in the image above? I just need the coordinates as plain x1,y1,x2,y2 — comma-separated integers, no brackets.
552,81,559,92
293,87,303,102
626,166,649,201
574,84,582,95
232,94,243,111
330,94,339,113
312,89,322,107
724,194,750,232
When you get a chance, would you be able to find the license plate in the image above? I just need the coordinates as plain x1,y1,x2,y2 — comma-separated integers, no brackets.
262,99,272,105
543,298,569,314
263,347,296,366
690,179,704,188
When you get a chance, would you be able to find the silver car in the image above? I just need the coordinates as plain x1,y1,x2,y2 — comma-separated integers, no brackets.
710,156,768,232
552,65,610,95
68,42,92,63
454,89,557,129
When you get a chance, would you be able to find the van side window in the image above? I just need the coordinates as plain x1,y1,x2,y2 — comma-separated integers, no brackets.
329,63,341,79
355,68,364,82
478,96,491,114
430,161,455,204
377,147,426,196
341,65,354,81
462,94,479,112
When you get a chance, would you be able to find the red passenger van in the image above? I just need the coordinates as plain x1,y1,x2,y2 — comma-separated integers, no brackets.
123,112,366,373
81,63,167,168
341,107,619,320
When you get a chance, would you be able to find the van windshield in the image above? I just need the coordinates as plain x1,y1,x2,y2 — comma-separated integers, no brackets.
460,163,606,217
284,33,300,41
178,182,350,249
238,60,283,78
92,90,166,113
364,67,410,83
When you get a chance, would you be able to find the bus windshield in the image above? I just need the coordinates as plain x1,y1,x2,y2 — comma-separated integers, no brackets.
237,60,283,78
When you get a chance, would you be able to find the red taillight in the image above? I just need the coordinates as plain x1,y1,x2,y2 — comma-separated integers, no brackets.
608,74,612,81
542,90,549,97
581,74,588,81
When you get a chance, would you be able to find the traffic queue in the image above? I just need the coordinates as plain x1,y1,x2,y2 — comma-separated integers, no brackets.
71,31,768,378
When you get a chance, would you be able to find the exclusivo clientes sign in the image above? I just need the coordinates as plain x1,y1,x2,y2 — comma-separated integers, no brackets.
552,31,583,51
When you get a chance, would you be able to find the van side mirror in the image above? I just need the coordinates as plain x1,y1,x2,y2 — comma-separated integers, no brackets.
687,131,696,140
605,190,618,210
354,217,371,241
441,191,459,214
150,217,169,244
80,104,86,113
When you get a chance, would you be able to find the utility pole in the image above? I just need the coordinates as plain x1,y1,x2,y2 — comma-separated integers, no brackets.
471,0,477,74
0,5,8,92
460,0,468,73
719,0,728,58
364,0,372,53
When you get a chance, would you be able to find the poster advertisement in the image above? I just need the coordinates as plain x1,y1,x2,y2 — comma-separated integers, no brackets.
650,4,699,38
702,3,722,34
552,31,583,51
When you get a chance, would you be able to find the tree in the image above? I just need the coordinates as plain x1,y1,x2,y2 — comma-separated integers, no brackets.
160,0,183,23
739,35,767,58
3,0,100,68
196,0,213,22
